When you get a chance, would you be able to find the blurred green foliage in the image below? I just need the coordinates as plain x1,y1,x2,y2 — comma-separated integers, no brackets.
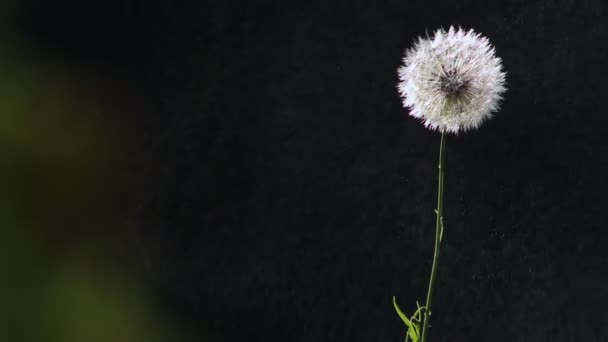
0,7,187,341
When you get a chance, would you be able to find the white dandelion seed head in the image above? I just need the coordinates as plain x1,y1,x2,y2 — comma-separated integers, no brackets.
397,26,506,134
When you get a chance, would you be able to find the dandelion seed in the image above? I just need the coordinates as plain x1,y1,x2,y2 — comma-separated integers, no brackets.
397,26,506,133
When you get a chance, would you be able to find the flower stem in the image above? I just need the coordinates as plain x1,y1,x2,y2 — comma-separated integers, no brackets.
421,132,446,342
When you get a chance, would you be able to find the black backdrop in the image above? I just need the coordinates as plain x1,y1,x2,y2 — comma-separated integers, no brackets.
17,0,608,341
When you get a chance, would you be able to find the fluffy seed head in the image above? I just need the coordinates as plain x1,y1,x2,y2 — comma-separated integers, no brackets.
397,26,506,133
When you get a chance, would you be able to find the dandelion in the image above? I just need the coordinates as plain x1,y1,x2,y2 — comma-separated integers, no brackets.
397,26,506,133
393,27,506,342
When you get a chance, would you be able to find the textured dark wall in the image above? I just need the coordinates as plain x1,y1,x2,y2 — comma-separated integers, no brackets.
18,0,608,341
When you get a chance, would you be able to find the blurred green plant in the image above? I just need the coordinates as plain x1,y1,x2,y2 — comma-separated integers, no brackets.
0,19,187,342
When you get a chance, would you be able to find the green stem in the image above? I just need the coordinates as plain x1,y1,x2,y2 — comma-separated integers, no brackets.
421,132,446,342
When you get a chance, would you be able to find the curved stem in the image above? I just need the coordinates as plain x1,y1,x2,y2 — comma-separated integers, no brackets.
421,132,446,342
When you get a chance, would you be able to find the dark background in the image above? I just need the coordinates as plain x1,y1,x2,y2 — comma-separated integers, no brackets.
12,0,608,341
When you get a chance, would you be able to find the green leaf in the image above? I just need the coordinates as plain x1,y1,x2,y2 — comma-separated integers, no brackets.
393,296,411,327
392,296,419,342
439,216,444,242
411,321,420,341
